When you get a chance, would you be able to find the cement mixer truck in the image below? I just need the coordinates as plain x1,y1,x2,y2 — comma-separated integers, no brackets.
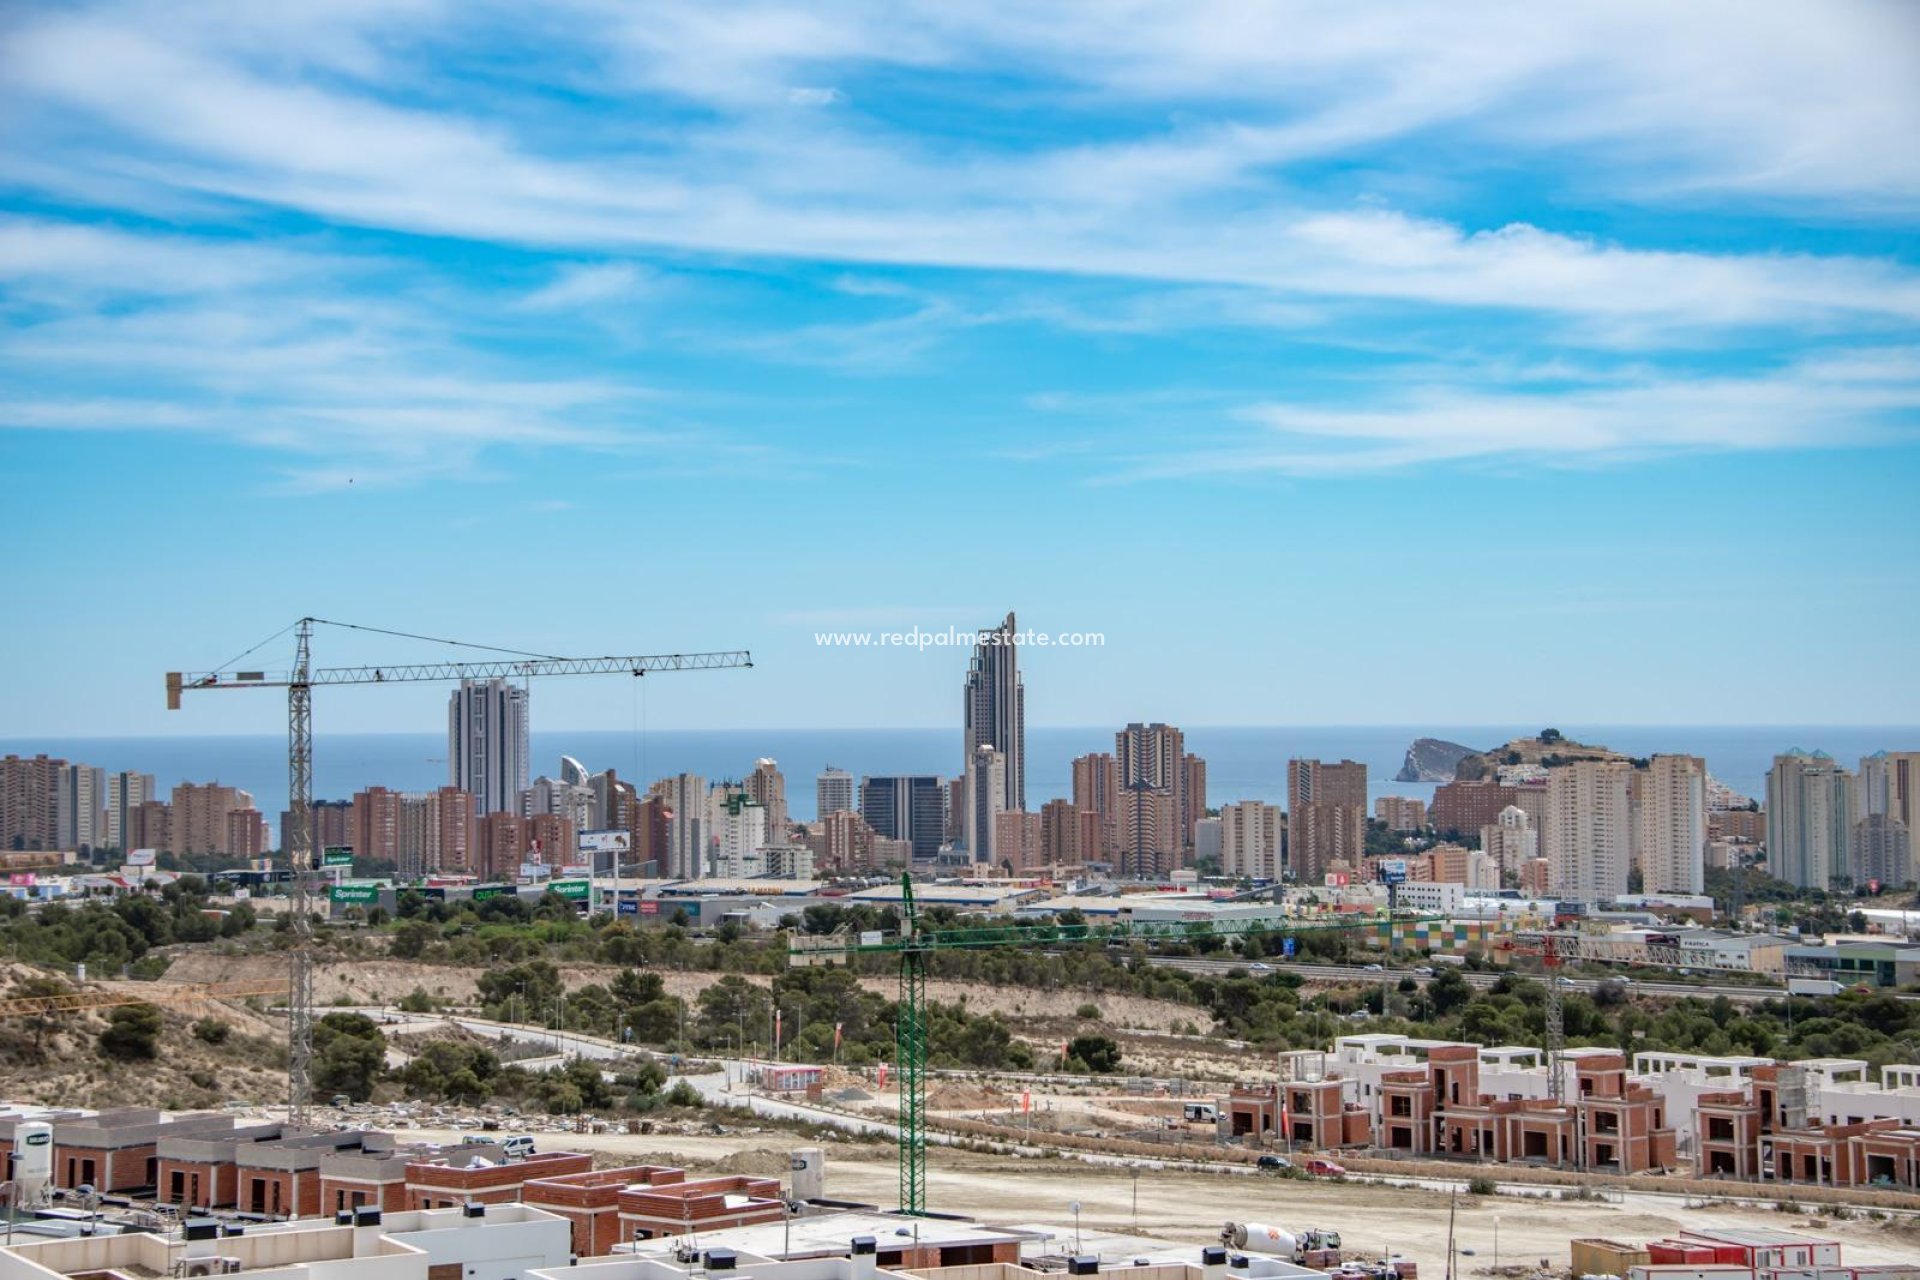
1220,1222,1343,1269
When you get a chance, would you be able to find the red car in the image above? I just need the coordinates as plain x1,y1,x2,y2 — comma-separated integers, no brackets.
1303,1158,1346,1177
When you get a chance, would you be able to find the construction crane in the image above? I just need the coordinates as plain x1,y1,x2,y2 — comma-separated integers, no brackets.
790,874,1442,1215
1499,928,1824,1102
168,617,751,1127
0,981,289,1020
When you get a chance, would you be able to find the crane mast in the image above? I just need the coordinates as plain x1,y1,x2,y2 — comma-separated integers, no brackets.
169,617,750,1128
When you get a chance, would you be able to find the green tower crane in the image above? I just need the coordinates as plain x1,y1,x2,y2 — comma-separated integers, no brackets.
790,873,1440,1216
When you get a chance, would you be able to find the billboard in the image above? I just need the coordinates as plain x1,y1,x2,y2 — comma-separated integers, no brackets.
1379,858,1409,885
472,884,515,902
329,883,379,904
549,878,590,900
127,848,157,867
578,830,631,855
618,898,639,916
322,846,354,867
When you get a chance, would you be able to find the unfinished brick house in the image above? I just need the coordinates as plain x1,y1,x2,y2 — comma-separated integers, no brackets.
522,1165,688,1256
404,1148,593,1210
1692,1062,1920,1189
1372,1044,1674,1171
156,1121,299,1209
1225,1080,1370,1148
615,1173,785,1241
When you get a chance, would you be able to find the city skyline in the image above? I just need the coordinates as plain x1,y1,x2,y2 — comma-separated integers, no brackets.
2,4,1917,735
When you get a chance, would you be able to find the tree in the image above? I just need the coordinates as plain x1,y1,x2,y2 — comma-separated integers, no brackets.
99,1003,163,1061
1066,1034,1122,1073
312,1012,386,1101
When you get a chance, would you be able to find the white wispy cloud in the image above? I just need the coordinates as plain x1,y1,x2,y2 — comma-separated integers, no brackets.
2,3,1915,338
1094,350,1920,479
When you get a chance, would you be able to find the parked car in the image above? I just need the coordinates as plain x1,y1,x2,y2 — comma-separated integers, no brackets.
1303,1158,1346,1177
1256,1155,1292,1171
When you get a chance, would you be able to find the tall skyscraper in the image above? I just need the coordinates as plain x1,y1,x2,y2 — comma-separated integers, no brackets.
1768,750,1856,890
448,677,530,816
55,762,106,853
1287,758,1367,883
1181,753,1207,850
1881,752,1920,850
746,759,789,836
170,781,255,856
1071,752,1120,857
0,754,64,851
1852,814,1912,889
658,772,708,879
1637,754,1707,895
1546,760,1632,901
1858,751,1892,818
859,775,945,860
1115,723,1186,876
816,766,855,820
717,792,769,877
965,744,1008,861
962,612,1025,811
1218,800,1281,880
106,770,156,853
351,787,402,865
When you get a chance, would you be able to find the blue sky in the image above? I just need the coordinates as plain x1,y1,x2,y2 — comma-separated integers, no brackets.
3,1,1918,736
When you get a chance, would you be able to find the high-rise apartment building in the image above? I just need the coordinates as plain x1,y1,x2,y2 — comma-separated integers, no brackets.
820,808,877,874
170,781,255,856
351,787,402,865
523,775,595,830
859,775,945,861
1637,755,1707,895
1881,752,1920,851
1,754,64,851
965,745,1007,862
1039,798,1094,865
55,763,106,853
1116,783,1178,879
1852,814,1912,889
1545,760,1632,901
746,759,789,837
448,678,530,816
629,794,669,874
426,786,478,875
1480,804,1537,880
1767,750,1857,890
1218,800,1282,880
993,810,1043,872
106,771,156,854
1182,753,1207,849
962,612,1025,812
1113,723,1187,875
477,811,526,880
527,812,576,867
717,792,768,877
1194,816,1222,866
1430,779,1518,837
280,800,350,857
816,767,855,820
130,799,171,853
1288,758,1367,883
1376,796,1427,833
657,773,708,879
226,809,270,859
1070,753,1120,858
1859,752,1891,818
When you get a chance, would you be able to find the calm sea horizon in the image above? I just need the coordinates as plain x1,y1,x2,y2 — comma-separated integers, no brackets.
5,725,1915,845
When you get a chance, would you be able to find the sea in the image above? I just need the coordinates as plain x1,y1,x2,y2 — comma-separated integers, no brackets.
4,726,1914,842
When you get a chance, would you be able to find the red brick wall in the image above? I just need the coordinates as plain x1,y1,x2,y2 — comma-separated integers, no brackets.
232,1168,323,1218
55,1144,156,1194
158,1158,239,1208
405,1152,594,1210
321,1177,409,1215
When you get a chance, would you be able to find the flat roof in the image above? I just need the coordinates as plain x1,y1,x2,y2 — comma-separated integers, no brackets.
627,1210,1032,1261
